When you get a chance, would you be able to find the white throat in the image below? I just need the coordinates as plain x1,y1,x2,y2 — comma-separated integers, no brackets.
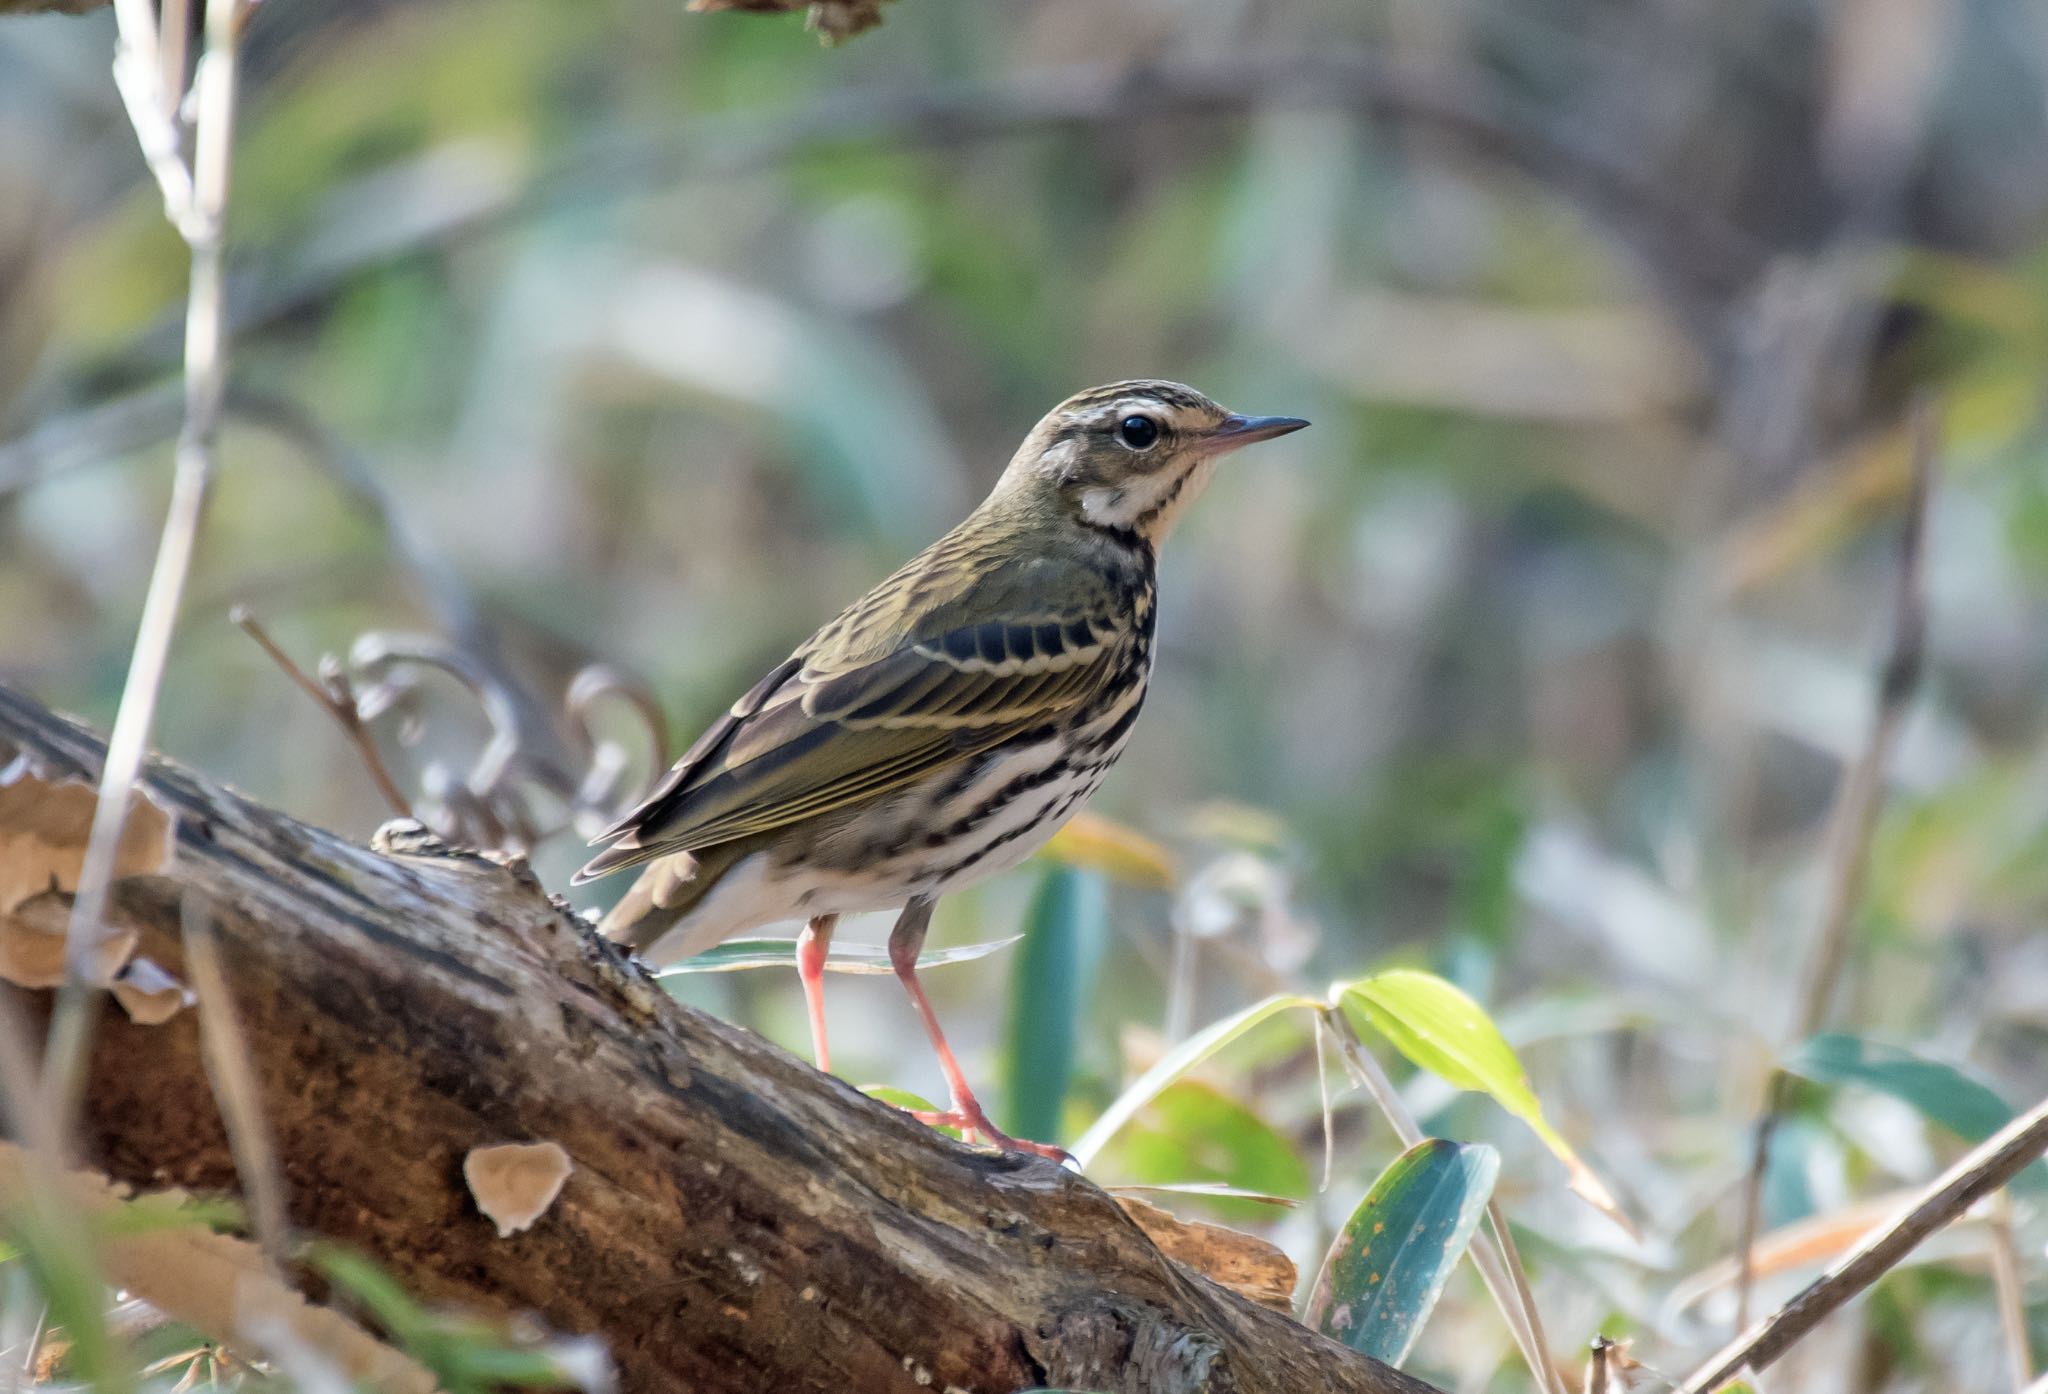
1080,456,1217,540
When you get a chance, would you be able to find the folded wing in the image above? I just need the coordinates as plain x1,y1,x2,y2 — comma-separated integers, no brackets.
575,555,1126,882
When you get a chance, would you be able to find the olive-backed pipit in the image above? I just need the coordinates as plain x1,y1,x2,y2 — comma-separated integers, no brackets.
577,380,1307,1156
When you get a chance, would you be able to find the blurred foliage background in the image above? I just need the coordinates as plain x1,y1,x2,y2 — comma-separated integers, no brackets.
4,0,2048,1387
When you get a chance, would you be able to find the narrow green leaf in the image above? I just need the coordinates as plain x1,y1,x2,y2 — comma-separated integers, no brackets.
1070,993,1319,1168
1003,865,1108,1140
1335,970,1633,1235
314,1244,435,1348
1306,1139,1499,1366
657,935,1020,976
1785,1032,2048,1192
1105,1182,1301,1208
860,1084,961,1140
315,1245,602,1391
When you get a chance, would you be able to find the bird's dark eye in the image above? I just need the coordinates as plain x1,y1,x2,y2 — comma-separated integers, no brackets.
1117,415,1160,450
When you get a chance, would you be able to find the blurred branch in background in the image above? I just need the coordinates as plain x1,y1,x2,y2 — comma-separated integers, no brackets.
1731,399,1936,1327
1684,1097,2048,1393
27,47,1757,415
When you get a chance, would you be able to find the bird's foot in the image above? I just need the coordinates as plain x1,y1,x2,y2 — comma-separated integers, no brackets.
908,1103,1073,1164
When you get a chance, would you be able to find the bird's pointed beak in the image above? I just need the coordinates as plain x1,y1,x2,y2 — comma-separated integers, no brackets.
1203,413,1311,454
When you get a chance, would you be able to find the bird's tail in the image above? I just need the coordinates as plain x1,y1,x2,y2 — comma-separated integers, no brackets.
596,841,754,963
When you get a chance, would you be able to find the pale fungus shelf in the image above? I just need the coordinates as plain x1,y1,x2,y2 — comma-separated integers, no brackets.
465,1140,574,1238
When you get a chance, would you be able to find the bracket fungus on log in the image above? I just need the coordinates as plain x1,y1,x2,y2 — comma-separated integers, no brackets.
465,1141,574,1238
112,954,196,1025
0,754,173,990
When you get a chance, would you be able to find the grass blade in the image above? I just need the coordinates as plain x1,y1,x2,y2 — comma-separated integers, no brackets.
1003,866,1108,1140
658,935,1020,976
1070,993,1319,1168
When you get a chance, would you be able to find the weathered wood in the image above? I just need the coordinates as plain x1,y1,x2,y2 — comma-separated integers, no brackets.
0,683,1440,1394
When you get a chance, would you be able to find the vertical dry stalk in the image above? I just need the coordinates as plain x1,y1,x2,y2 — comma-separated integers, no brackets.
1326,1008,1571,1394
182,900,289,1272
42,0,250,1131
1986,1190,2033,1390
1732,401,1937,1326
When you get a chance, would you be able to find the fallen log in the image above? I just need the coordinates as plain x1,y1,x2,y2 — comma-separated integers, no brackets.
0,683,1440,1394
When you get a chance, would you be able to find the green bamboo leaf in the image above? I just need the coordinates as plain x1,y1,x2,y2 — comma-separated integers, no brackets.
1335,970,1633,1236
657,935,1019,976
1070,993,1321,1168
1305,1139,1500,1366
1785,1032,2048,1192
860,1084,961,1140
1095,1080,1311,1222
1003,865,1108,1140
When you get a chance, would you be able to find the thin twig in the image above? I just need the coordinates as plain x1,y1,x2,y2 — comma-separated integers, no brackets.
1312,1009,1336,1193
1732,400,1937,1325
1326,1008,1570,1394
230,607,412,818
1680,1095,2048,1392
181,897,289,1271
1583,1337,1616,1394
41,0,249,1137
1987,1190,2033,1391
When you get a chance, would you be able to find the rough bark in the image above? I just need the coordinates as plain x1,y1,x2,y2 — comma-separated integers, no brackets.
0,683,1439,1394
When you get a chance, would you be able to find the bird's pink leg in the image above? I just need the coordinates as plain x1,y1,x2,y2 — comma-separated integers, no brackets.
887,897,1069,1163
795,913,838,1072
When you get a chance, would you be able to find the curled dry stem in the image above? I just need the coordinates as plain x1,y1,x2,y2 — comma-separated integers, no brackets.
230,607,412,819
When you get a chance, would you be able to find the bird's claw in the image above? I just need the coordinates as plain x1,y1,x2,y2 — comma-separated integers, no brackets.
908,1104,1074,1164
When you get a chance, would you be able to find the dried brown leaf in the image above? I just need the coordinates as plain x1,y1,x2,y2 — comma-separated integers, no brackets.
1,891,137,988
0,761,172,985
1117,1194,1296,1312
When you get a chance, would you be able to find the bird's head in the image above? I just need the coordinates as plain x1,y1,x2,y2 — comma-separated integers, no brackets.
992,380,1308,546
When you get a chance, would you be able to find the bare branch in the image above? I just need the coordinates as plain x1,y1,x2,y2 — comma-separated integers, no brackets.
0,685,1444,1394
1681,1097,2048,1392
